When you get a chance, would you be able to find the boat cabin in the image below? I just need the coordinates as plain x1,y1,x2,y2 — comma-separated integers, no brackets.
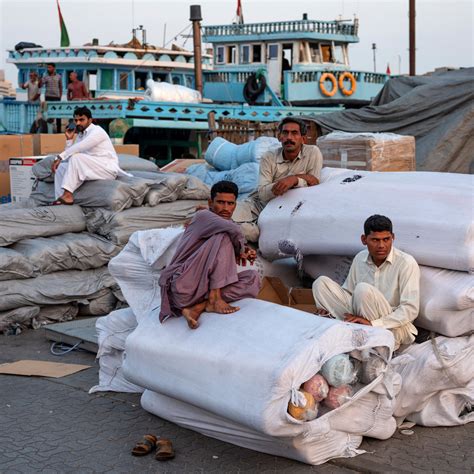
203,15,388,106
7,37,212,100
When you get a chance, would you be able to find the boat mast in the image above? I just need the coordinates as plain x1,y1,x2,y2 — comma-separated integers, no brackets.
190,5,203,95
409,0,416,75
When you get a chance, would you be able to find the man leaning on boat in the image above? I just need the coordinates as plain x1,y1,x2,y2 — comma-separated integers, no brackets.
239,117,323,241
50,106,129,205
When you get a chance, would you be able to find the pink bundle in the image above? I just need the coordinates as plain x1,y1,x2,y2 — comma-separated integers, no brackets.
323,385,353,410
302,374,329,402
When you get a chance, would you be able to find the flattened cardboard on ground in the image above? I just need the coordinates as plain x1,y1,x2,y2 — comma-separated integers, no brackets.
257,276,318,314
0,360,91,378
161,158,205,173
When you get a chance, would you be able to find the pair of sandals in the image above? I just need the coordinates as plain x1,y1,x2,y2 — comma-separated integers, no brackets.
131,434,175,461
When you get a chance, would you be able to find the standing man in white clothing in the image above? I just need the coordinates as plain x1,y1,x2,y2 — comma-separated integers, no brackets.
51,106,128,205
312,214,420,350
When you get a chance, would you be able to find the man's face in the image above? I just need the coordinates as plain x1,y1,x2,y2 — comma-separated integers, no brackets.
278,122,306,155
70,72,77,81
361,231,394,263
74,114,93,132
208,192,237,220
47,65,55,75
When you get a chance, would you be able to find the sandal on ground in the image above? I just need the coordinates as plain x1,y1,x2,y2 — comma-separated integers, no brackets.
131,434,158,456
155,438,175,461
49,197,74,206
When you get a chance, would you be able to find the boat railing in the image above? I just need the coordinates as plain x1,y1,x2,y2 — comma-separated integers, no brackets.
205,71,256,83
203,19,357,38
289,70,387,84
0,101,39,134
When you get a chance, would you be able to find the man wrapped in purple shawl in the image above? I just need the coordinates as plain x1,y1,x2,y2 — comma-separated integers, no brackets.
159,181,261,329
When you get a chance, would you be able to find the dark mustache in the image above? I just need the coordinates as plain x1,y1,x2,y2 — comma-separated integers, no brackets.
284,141,295,145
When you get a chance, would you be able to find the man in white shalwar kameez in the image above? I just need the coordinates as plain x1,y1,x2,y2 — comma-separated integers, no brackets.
51,106,128,205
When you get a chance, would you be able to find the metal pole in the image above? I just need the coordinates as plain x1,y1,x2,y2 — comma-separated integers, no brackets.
190,5,203,95
409,0,416,75
372,43,377,72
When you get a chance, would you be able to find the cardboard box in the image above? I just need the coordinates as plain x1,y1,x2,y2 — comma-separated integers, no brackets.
9,156,46,203
160,158,205,173
0,135,34,203
32,134,66,155
317,132,416,172
258,276,317,315
114,144,139,156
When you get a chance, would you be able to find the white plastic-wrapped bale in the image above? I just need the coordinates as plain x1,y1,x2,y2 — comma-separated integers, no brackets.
10,232,121,276
124,303,398,465
0,206,86,247
143,79,201,103
95,308,137,357
259,168,474,272
392,335,474,427
0,267,118,312
85,201,202,245
89,349,144,394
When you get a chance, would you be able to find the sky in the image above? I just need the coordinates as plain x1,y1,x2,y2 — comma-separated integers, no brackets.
0,0,472,85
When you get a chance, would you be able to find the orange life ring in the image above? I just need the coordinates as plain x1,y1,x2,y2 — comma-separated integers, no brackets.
319,73,338,97
338,72,357,96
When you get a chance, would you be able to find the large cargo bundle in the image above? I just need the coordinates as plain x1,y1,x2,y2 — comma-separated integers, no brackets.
259,168,474,272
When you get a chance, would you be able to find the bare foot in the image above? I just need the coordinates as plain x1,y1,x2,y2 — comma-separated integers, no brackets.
182,301,206,329
205,299,240,314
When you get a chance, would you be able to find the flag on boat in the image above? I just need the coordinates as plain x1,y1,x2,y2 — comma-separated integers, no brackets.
56,0,70,47
386,63,391,75
236,0,244,24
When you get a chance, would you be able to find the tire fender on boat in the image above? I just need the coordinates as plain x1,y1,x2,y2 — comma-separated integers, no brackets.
319,73,338,97
243,73,267,104
339,72,357,96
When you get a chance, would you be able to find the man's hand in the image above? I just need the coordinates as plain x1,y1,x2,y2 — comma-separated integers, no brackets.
296,174,319,186
64,129,76,141
51,156,62,173
344,313,372,326
237,246,257,266
272,176,298,196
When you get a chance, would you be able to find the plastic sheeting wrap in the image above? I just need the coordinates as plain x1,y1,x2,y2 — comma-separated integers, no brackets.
259,168,474,272
85,200,202,245
9,232,121,276
303,255,474,337
317,132,416,171
186,162,259,197
0,267,118,312
144,79,201,103
89,350,144,394
392,335,474,426
0,206,86,247
89,308,144,394
205,136,279,171
123,302,397,465
31,176,151,211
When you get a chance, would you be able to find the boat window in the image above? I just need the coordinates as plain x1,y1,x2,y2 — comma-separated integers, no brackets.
309,42,321,63
268,44,279,60
119,71,129,90
216,46,225,64
172,75,182,85
100,69,114,90
333,44,345,64
241,45,250,64
321,44,333,63
227,45,236,64
19,70,27,84
185,75,194,88
135,71,148,90
88,71,97,94
252,45,262,62
153,72,169,83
